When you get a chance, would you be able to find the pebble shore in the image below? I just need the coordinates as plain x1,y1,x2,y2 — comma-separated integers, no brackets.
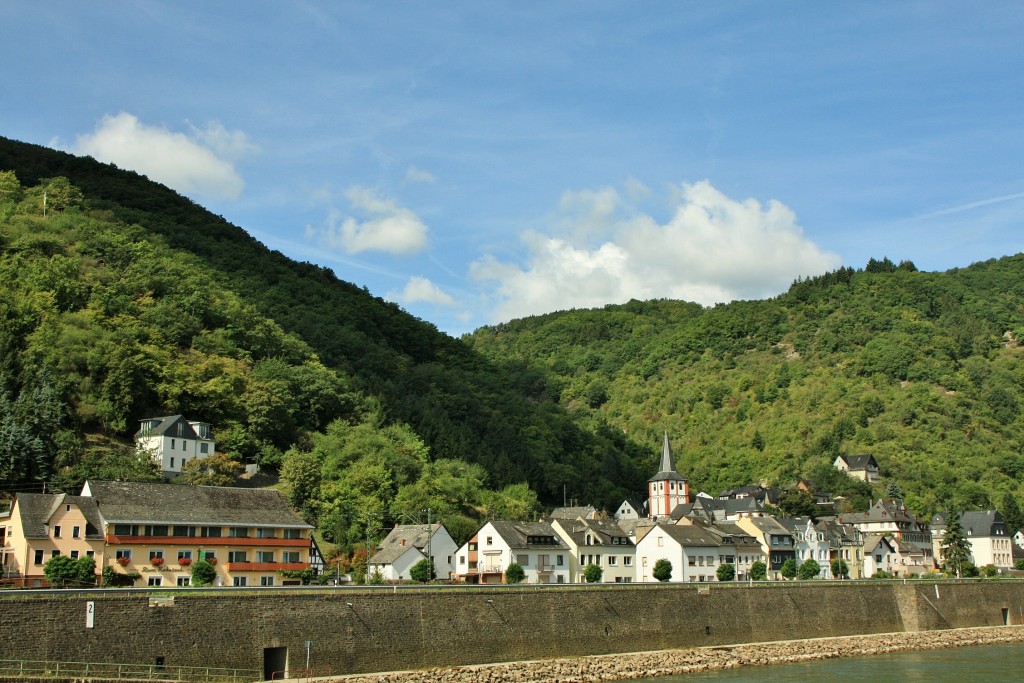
326,626,1024,683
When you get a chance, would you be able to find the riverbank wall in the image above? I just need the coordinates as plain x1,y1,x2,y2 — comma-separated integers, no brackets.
1,581,1023,679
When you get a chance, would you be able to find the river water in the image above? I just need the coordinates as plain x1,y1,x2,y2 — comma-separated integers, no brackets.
625,641,1024,682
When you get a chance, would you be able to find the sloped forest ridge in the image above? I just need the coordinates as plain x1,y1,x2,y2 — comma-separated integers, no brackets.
2,136,1022,551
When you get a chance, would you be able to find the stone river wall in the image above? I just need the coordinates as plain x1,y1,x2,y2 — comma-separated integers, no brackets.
1,581,1023,679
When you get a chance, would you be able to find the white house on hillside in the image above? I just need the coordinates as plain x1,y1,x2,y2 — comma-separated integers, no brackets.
136,415,215,478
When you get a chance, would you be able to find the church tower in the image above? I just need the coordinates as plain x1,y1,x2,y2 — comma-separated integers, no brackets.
647,432,689,519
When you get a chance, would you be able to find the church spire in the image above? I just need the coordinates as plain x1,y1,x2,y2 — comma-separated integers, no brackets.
659,430,675,475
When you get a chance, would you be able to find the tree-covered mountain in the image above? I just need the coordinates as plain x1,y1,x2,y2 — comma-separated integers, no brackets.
0,137,651,538
465,256,1024,516
2,135,1022,537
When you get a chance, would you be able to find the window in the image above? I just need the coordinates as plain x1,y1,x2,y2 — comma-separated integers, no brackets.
253,551,273,563
459,556,466,565
71,550,80,559
256,528,275,539
178,550,192,561
171,438,175,449
283,528,301,539
145,525,169,537
233,577,247,587
73,526,81,538
517,554,529,566
203,551,216,561
260,576,275,586
200,443,209,454
228,551,248,563
53,525,61,538
177,577,191,587
607,556,617,566
689,556,697,566
113,524,137,536
556,555,564,566
86,551,95,558
116,549,132,560
34,550,44,565
657,536,664,547
229,527,249,538
282,551,300,563
150,550,164,561
182,440,188,451
148,576,162,587
170,457,175,469
50,550,60,558
173,526,195,537
486,536,493,546
624,557,632,566
201,526,222,538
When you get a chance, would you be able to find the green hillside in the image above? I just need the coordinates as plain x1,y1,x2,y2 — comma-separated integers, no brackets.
466,257,1024,516
0,138,651,551
3,136,1022,538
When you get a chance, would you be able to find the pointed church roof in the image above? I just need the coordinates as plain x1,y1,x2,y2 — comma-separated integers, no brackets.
648,432,687,483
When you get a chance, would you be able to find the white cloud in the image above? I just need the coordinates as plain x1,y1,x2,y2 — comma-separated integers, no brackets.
392,276,455,306
471,180,840,323
405,165,437,184
71,112,255,200
312,186,428,255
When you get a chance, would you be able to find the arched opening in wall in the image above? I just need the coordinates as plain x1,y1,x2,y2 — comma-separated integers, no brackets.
1002,608,1009,626
264,647,287,680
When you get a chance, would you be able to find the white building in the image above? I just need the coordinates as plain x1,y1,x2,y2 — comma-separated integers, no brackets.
778,517,831,578
454,521,569,584
550,517,636,583
368,523,458,582
634,523,723,582
931,510,1014,570
135,415,215,478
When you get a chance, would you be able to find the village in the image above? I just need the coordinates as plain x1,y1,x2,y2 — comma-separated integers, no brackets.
1,416,1022,589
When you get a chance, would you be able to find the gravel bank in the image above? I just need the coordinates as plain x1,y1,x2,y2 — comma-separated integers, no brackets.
325,626,1024,683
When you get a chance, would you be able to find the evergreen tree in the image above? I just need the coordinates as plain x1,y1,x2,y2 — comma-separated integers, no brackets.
1000,493,1024,536
941,510,972,578
886,481,904,501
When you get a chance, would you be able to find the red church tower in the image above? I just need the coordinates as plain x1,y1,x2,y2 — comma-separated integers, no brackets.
647,432,689,519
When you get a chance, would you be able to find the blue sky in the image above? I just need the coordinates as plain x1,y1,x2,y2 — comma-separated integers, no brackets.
3,2,1023,336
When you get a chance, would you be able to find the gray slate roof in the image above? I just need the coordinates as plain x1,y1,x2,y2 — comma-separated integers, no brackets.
82,480,311,528
657,523,722,547
13,493,105,540
370,523,442,564
488,520,565,550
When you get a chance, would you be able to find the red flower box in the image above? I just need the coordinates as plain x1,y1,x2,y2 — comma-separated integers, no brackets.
178,557,192,566
207,557,217,565
151,557,164,567
116,556,131,566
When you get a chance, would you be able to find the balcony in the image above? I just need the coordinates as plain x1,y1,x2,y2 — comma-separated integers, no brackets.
224,561,308,572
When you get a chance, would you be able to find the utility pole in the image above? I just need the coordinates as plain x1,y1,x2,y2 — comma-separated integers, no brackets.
426,508,433,580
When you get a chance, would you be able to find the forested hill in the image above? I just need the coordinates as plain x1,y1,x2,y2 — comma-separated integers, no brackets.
3,135,1023,528
0,136,651,517
466,255,1024,516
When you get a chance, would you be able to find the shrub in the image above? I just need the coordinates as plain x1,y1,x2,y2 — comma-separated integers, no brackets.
410,558,435,583
750,561,767,581
583,563,603,583
780,558,798,579
716,563,735,581
505,563,525,584
798,559,821,580
652,559,672,582
980,564,999,578
190,559,217,586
